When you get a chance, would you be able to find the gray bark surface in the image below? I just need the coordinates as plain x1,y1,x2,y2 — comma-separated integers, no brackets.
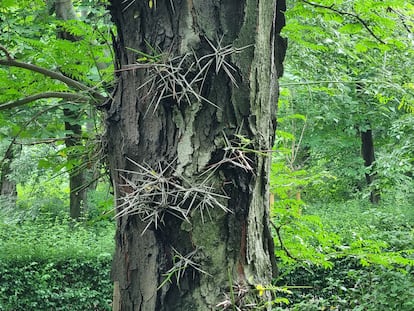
107,0,286,309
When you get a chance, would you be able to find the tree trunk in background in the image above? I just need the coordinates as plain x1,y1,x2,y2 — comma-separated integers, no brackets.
361,128,380,204
63,108,87,219
53,0,90,219
107,0,286,310
0,146,18,199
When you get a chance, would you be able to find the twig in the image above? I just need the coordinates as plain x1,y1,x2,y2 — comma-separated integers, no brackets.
270,220,299,261
0,45,12,60
386,6,412,34
0,103,63,169
0,58,107,103
280,80,374,86
301,0,386,44
15,137,67,145
0,92,90,111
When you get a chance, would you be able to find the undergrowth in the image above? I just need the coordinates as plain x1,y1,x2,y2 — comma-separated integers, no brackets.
272,199,414,310
0,217,114,311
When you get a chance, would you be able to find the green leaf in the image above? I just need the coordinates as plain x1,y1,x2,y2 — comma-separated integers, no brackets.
338,23,363,34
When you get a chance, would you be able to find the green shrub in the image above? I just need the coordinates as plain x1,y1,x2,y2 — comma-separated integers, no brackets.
0,219,114,310
0,258,112,311
275,261,414,311
0,221,114,262
273,199,414,310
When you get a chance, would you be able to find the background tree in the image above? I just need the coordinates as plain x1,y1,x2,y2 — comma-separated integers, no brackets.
53,0,98,219
106,0,286,309
279,0,414,203
0,143,19,198
0,0,112,219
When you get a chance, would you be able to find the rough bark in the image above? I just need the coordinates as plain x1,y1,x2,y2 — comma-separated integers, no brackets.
107,0,286,310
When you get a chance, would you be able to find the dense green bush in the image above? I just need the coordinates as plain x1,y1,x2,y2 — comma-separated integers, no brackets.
275,260,414,311
273,199,414,310
0,220,114,262
0,258,112,311
0,220,114,311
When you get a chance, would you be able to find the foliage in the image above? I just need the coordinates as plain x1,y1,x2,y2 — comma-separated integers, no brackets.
270,1,414,307
83,182,115,226
274,264,414,311
0,216,114,310
270,113,414,309
271,193,414,309
0,3,115,309
279,0,414,202
0,144,113,222
0,217,114,262
0,0,113,219
271,125,414,261
0,258,112,311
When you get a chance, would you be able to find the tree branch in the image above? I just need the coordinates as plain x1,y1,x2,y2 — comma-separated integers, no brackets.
270,220,299,261
387,6,412,34
300,0,386,44
0,92,90,111
15,137,68,145
0,45,12,60
0,57,107,103
0,103,63,169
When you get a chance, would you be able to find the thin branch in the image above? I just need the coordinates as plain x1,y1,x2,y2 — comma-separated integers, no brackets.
270,220,299,261
280,80,357,86
301,0,386,44
0,58,107,103
290,119,307,169
0,92,90,111
279,80,395,87
386,6,412,34
15,137,67,145
0,103,63,169
0,45,12,60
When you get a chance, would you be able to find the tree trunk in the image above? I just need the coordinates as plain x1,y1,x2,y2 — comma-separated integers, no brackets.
0,146,18,199
54,0,92,219
361,128,380,204
107,0,286,309
64,108,87,219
